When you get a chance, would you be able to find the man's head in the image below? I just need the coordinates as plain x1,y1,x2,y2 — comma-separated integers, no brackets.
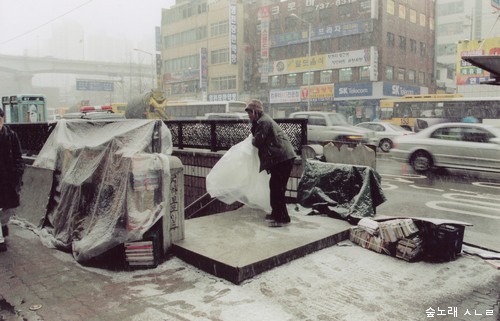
245,99,263,121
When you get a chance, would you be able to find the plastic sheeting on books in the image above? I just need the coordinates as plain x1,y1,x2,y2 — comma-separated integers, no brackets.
32,119,173,263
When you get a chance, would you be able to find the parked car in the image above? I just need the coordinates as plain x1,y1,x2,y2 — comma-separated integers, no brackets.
355,121,414,152
390,122,500,173
289,111,377,145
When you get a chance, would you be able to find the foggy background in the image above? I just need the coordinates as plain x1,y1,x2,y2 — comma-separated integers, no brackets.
0,0,176,109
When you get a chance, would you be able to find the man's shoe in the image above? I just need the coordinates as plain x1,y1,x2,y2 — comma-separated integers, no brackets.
265,214,275,222
268,221,290,228
2,225,8,237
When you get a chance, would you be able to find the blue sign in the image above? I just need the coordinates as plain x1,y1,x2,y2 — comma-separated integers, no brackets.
76,79,114,92
335,82,372,98
382,83,420,96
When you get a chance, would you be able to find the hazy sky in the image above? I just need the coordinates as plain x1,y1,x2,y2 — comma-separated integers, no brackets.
0,0,176,57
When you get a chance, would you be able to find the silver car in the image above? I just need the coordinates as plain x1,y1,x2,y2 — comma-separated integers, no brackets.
355,122,414,152
390,122,500,173
289,111,377,145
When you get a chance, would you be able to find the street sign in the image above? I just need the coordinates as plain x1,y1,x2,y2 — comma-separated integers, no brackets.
76,79,114,91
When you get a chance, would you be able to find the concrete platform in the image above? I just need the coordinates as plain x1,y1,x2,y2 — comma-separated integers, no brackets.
172,205,351,284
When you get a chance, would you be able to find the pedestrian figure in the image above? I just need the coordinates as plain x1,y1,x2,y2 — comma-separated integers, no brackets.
245,100,296,227
0,107,25,251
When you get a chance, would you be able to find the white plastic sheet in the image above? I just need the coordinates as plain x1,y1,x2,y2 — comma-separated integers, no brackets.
206,136,271,213
32,119,173,262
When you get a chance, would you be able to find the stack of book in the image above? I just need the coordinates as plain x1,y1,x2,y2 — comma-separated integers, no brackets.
124,240,157,268
378,219,419,242
396,236,424,262
349,227,395,256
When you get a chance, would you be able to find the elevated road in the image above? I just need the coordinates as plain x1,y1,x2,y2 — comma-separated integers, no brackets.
0,53,151,78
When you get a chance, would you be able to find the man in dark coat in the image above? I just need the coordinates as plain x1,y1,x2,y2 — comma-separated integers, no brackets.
0,107,24,251
245,100,296,227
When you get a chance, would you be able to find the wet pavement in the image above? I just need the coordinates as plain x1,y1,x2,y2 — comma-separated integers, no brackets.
1,215,499,321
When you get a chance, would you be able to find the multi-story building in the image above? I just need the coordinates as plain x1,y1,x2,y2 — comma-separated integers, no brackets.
160,0,436,123
161,0,245,103
435,0,500,96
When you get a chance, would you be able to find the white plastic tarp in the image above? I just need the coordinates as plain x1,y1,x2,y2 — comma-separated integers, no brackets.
33,119,173,263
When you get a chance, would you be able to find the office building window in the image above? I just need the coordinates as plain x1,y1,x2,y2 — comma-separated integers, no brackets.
418,71,425,85
420,42,426,57
210,20,229,37
271,75,282,88
286,73,298,86
399,36,406,52
302,71,313,86
320,70,332,84
410,39,417,53
398,68,405,81
387,32,395,47
408,70,416,83
211,76,237,91
386,65,394,80
360,66,370,81
211,48,229,64
339,68,353,82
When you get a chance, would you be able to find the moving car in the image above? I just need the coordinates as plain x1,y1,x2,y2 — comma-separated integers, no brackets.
289,111,377,145
390,122,500,173
355,122,414,152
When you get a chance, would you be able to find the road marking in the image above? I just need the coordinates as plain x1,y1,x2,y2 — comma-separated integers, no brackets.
409,185,444,192
426,201,500,220
426,193,500,220
381,182,398,191
472,182,500,190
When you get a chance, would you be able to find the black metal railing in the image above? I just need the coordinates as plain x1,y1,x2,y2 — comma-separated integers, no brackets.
165,118,307,154
9,118,307,156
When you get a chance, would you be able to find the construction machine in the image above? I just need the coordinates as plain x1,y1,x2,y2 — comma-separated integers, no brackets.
125,90,169,120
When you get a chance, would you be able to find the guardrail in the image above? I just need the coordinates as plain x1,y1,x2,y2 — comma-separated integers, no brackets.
9,118,308,156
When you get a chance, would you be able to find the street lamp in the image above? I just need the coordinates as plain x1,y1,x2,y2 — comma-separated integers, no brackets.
290,14,312,112
133,48,155,90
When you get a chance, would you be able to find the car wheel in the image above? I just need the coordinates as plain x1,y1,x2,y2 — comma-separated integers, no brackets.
410,150,433,173
379,139,392,152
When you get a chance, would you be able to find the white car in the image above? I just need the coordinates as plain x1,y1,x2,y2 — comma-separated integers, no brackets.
289,111,377,145
390,122,500,173
355,122,414,152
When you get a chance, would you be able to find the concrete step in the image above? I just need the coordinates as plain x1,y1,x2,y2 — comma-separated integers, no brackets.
172,205,351,284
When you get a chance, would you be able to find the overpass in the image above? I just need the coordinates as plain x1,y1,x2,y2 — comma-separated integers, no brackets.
0,53,155,104
0,53,152,79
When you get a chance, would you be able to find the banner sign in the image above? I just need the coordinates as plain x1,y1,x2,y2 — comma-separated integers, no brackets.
229,2,237,64
269,48,370,75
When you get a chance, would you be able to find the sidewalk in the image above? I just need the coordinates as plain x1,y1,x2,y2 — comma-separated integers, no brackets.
1,217,499,321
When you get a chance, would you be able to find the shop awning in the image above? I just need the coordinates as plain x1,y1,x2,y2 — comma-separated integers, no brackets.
462,55,500,86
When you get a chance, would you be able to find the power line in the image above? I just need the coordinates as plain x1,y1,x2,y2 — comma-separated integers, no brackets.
0,0,94,46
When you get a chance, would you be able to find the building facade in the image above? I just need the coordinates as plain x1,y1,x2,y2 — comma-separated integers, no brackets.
435,0,500,96
160,0,436,123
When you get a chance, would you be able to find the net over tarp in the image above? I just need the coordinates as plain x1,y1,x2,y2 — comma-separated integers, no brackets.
33,119,173,263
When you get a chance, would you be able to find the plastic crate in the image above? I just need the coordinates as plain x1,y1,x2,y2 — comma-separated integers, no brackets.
420,223,465,262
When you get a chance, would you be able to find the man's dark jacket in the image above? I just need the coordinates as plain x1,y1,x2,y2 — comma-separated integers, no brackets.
0,125,24,209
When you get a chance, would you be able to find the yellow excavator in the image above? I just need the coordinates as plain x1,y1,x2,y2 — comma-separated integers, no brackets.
125,89,169,120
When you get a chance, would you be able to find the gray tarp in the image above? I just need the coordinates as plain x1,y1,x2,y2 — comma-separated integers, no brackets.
33,119,172,263
297,160,387,219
